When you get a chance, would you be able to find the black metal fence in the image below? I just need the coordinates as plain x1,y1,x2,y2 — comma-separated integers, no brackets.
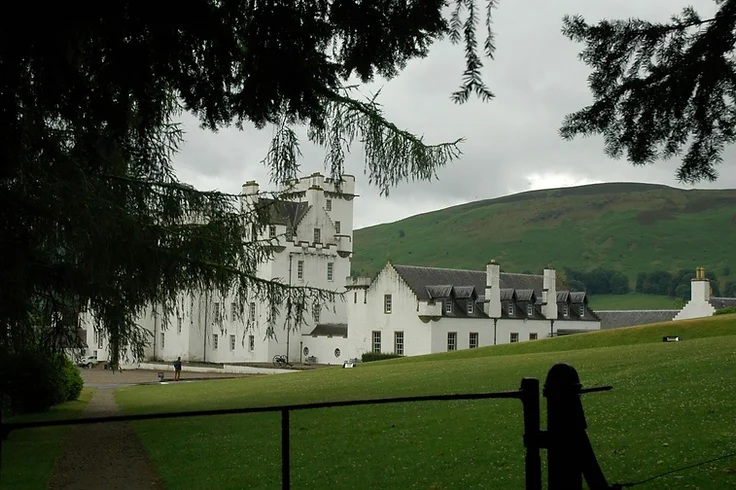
0,362,613,490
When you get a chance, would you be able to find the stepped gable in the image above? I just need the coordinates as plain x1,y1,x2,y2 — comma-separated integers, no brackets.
595,310,680,330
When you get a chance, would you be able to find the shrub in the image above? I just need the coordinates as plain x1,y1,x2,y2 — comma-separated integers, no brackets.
714,306,736,316
361,352,403,362
0,348,84,416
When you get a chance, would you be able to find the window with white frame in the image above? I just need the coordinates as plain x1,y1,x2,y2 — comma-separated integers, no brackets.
394,331,404,355
467,299,474,314
444,298,453,314
297,260,304,279
579,305,585,317
529,332,538,341
249,302,256,323
248,334,255,351
96,330,103,349
269,225,276,238
214,302,221,323
510,332,519,343
447,332,457,351
327,262,334,281
326,199,332,211
177,316,182,334
384,294,392,314
231,302,237,321
372,331,381,353
508,302,514,316
335,221,341,234
527,303,533,316
313,228,321,243
212,333,219,349
160,332,165,349
230,334,236,351
469,332,479,349
563,304,569,317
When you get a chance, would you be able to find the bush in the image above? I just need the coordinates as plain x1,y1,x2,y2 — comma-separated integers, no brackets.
361,352,403,362
0,348,84,416
714,306,736,316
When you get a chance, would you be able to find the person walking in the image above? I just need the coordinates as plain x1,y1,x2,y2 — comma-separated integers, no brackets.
173,356,182,381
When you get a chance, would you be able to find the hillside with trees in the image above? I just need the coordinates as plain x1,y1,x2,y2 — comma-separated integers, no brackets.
352,183,736,307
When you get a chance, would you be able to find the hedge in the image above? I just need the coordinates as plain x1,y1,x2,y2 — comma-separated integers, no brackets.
361,352,403,362
0,348,84,416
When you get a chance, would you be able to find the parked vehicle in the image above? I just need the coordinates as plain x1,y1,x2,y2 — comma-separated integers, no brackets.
76,355,98,369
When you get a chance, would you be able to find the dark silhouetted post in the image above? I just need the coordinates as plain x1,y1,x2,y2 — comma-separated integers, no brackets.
520,377,542,490
545,363,584,489
544,363,610,490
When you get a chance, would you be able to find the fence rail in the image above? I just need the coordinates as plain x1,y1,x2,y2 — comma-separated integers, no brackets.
1,363,612,490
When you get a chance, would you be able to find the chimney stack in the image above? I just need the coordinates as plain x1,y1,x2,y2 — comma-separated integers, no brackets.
484,260,502,318
542,265,558,320
691,266,711,303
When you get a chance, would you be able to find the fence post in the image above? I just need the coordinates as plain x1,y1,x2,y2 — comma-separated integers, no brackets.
544,363,584,490
281,409,290,490
519,377,541,490
544,363,611,490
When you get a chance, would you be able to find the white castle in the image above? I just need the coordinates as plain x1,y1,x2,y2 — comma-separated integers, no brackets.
82,173,606,366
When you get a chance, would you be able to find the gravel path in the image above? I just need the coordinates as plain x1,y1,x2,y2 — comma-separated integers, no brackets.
48,388,165,490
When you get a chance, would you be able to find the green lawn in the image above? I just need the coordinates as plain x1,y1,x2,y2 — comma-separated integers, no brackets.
116,316,736,489
1,388,96,490
588,293,679,310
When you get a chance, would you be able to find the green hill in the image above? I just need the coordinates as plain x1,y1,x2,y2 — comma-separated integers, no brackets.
352,183,736,308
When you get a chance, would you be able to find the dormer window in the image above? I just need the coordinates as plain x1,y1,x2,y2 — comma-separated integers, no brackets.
444,299,453,314
527,304,533,317
313,228,321,243
579,305,585,317
467,299,474,314
508,302,514,316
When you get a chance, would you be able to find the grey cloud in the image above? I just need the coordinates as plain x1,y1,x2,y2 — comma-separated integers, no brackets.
172,0,734,229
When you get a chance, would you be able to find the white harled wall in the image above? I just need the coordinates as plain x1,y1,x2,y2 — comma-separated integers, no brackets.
83,173,356,364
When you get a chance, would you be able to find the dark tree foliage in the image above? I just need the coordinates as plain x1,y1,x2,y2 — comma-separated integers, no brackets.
0,1,499,364
636,268,722,299
565,268,630,295
561,1,736,182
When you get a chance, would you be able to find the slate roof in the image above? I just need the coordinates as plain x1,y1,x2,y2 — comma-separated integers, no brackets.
392,265,567,301
256,198,309,228
710,297,736,310
308,323,348,337
595,310,679,330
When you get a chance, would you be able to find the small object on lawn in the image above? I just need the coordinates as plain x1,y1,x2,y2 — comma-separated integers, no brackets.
343,360,355,369
662,336,681,342
157,371,165,381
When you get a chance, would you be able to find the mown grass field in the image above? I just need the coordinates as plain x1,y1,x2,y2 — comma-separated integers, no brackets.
352,183,736,289
0,388,95,490
588,293,678,310
116,315,736,489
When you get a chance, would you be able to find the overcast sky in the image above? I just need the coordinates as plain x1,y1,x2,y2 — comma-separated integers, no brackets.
172,0,734,230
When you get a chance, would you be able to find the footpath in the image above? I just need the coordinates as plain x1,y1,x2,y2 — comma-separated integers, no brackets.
48,388,164,490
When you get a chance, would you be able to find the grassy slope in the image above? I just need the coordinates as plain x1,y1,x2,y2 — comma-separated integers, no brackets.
1,388,96,490
116,315,736,489
352,184,736,293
